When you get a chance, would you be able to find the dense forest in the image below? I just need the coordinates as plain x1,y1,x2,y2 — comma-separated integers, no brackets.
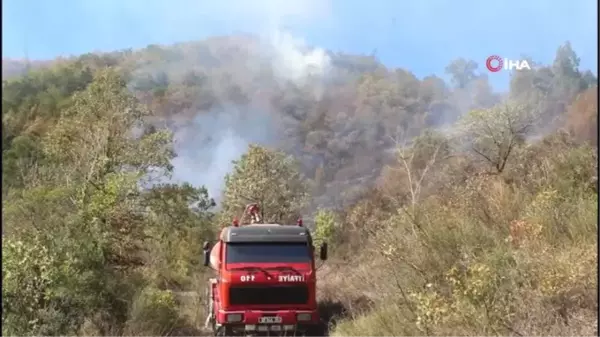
2,35,598,336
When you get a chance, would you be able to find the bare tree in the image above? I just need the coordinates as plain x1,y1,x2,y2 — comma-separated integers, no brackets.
384,127,452,209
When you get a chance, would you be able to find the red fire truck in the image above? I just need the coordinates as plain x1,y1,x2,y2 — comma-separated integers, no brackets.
202,204,328,336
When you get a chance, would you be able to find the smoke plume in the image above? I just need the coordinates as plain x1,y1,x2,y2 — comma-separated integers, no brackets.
150,1,334,201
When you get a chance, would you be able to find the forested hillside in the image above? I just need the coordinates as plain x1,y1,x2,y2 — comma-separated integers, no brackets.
2,36,598,336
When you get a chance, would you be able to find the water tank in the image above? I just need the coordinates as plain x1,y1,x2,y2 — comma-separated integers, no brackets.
209,240,222,270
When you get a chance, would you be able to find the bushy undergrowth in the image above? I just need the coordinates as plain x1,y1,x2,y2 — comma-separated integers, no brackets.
324,135,598,336
2,38,596,336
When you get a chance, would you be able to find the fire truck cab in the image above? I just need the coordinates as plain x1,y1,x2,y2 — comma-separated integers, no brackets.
202,206,328,336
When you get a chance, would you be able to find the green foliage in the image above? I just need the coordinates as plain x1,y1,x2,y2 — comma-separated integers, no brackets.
2,65,216,335
123,286,180,336
2,235,106,336
1,37,596,336
221,144,309,224
43,68,174,179
2,61,95,189
444,58,479,89
313,209,338,247
141,183,216,286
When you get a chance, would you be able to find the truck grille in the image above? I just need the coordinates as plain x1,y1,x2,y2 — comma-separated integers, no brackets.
229,285,309,305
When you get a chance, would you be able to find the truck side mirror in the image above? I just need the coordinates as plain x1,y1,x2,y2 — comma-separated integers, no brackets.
202,241,211,267
319,243,328,261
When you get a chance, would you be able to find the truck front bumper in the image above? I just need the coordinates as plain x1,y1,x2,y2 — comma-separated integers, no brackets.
216,309,319,325
224,323,317,334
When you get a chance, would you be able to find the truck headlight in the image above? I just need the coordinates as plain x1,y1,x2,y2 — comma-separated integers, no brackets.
296,313,312,321
227,313,243,322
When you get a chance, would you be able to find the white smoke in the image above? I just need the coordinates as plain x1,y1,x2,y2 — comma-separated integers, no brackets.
167,104,278,203
269,30,331,85
162,2,334,201
118,0,336,201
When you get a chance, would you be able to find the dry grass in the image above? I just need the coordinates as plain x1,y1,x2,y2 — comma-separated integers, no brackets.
322,137,598,336
74,133,597,337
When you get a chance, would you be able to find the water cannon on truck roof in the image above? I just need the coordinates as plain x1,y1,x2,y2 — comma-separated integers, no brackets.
202,203,328,336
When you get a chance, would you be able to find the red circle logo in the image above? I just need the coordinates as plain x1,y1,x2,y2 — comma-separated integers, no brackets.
486,55,503,72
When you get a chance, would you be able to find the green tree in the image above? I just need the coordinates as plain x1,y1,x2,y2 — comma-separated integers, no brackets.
220,144,309,224
313,209,338,247
445,58,479,89
2,68,215,335
2,61,95,189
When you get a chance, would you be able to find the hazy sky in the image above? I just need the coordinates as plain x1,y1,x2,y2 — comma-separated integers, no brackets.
2,0,597,90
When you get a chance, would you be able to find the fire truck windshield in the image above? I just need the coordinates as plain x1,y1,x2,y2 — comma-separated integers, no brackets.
226,242,311,264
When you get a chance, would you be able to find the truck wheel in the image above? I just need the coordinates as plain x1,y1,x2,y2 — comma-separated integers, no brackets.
214,326,234,336
304,322,327,337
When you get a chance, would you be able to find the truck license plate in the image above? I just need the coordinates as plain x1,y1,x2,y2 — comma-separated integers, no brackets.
259,316,282,324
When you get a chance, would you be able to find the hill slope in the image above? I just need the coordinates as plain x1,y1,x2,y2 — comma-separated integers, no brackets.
2,36,598,336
